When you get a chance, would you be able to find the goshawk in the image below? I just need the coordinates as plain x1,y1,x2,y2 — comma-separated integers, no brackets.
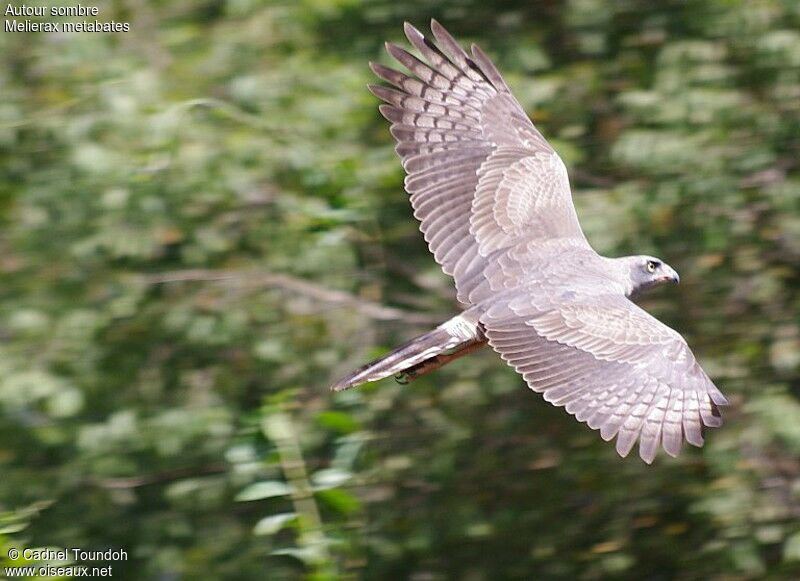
331,21,728,464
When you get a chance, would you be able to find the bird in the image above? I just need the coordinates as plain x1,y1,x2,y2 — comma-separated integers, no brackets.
330,20,728,464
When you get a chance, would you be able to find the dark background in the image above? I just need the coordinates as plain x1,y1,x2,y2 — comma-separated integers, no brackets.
1,0,799,579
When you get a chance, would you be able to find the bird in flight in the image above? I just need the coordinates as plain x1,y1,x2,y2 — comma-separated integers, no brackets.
331,21,727,463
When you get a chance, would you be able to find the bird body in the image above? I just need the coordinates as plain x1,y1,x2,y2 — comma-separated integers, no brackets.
331,21,727,464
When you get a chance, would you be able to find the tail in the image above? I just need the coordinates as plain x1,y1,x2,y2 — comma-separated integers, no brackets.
330,311,485,392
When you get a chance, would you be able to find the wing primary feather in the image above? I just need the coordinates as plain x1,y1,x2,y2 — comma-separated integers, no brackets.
429,19,485,84
470,44,511,93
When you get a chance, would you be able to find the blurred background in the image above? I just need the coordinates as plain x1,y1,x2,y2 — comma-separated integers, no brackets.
1,0,799,579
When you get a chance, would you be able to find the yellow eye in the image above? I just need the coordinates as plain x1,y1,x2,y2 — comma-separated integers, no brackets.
646,261,657,273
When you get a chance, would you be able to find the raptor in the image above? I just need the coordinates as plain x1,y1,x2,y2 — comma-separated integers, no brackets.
331,21,727,464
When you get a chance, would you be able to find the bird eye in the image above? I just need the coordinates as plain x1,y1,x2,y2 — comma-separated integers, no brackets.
646,261,658,273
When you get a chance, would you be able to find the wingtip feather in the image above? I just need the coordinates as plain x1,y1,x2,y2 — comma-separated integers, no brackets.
711,389,729,406
378,103,400,123
640,448,656,465
662,427,683,457
385,42,407,63
615,430,638,458
404,21,422,40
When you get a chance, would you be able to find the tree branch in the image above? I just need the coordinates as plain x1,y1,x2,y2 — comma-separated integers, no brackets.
142,269,445,324
91,463,228,489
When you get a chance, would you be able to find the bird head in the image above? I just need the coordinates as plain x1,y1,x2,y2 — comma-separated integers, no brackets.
621,255,680,296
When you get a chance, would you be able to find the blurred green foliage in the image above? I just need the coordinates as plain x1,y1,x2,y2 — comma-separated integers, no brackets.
1,0,799,579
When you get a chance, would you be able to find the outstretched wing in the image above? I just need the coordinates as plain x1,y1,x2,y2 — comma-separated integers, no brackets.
371,21,589,305
481,292,728,463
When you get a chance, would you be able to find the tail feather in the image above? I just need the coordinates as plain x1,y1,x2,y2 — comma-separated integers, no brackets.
330,313,483,392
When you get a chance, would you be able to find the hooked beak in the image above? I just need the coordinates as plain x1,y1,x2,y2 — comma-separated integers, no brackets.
660,265,680,284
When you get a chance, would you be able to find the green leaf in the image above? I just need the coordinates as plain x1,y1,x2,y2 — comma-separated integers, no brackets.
331,435,365,471
316,411,360,434
253,512,297,536
262,413,293,442
311,468,352,490
784,531,800,562
235,481,292,502
270,546,325,566
315,488,361,515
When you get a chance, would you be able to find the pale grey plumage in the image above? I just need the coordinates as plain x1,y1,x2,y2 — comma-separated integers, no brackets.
333,21,728,464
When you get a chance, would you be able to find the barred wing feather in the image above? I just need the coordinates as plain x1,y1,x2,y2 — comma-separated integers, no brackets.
481,293,728,463
370,21,588,304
